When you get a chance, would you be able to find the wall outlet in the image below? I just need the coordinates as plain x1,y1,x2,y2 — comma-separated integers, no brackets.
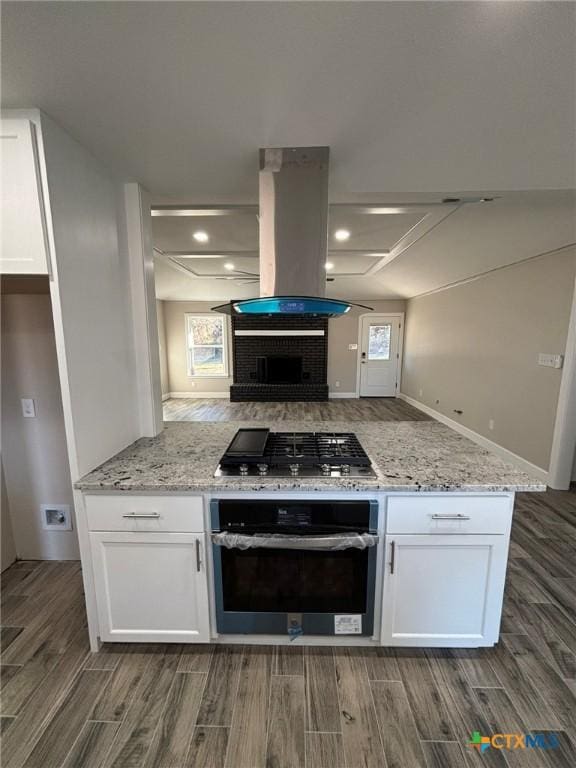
335,380,340,388
418,388,423,398
21,398,36,418
489,419,495,431
538,353,563,369
41,504,72,531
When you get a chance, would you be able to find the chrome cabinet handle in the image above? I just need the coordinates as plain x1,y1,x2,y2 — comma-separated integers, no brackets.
390,540,395,574
431,514,471,520
196,538,202,572
122,512,161,519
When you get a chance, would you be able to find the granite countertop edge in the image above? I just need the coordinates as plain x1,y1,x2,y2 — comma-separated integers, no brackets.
76,481,545,493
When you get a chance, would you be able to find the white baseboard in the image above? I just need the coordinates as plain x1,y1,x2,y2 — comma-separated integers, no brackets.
398,393,549,483
168,391,229,399
329,392,357,399
161,393,170,402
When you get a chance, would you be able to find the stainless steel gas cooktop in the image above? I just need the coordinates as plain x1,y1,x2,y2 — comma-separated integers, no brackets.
214,428,377,478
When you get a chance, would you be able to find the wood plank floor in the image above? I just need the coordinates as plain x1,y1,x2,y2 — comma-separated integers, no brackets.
2,489,576,767
162,397,432,423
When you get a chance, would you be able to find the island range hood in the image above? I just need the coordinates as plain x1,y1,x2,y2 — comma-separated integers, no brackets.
213,146,372,317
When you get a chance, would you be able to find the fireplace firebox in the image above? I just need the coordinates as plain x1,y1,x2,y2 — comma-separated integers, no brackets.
257,355,303,384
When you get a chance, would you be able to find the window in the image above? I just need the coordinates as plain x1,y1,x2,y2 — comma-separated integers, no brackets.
186,315,228,377
368,324,391,360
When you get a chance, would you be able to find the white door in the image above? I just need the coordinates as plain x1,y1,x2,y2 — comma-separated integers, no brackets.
359,315,401,397
381,534,508,647
91,531,211,643
0,119,49,274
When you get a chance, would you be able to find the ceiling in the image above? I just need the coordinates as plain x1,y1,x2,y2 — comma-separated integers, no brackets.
2,2,574,301
152,204,439,283
2,2,575,199
152,191,576,300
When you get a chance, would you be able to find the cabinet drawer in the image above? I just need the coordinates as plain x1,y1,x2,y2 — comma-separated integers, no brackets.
85,495,204,532
386,496,511,535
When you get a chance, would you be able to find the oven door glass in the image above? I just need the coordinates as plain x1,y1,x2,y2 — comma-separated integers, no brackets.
219,546,369,614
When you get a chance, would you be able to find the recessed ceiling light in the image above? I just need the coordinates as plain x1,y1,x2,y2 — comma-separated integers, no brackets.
224,262,235,271
325,261,334,271
334,229,350,242
193,230,209,243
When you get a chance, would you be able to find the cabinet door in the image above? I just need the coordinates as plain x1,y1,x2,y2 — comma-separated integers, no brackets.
90,531,210,643
1,119,49,274
381,534,508,647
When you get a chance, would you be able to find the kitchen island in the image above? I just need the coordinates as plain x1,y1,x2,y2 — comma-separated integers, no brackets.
75,421,544,651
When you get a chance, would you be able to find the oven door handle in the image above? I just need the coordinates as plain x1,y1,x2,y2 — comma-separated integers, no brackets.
211,532,379,551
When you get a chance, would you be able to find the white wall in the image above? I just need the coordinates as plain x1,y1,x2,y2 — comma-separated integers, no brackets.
547,268,576,489
402,248,576,472
157,299,169,398
123,183,163,436
39,112,140,480
1,293,79,559
1,460,17,570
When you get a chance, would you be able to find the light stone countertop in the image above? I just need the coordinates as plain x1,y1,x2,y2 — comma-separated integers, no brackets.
75,421,546,493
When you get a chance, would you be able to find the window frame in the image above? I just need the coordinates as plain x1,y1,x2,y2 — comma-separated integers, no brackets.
185,313,230,378
367,323,392,361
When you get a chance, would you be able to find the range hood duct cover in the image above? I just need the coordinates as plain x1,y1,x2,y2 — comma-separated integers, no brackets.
212,145,372,317
259,146,328,298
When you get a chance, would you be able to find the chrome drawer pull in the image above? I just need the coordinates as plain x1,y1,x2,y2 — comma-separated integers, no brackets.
390,540,395,574
431,514,471,520
196,539,202,572
122,512,161,519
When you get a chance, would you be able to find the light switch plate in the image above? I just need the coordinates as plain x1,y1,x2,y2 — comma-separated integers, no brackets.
348,343,358,350
21,398,36,417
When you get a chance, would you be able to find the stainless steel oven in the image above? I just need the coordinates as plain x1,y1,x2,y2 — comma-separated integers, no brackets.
211,499,379,636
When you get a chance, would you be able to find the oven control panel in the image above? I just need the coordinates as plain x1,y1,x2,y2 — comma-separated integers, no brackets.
277,506,312,527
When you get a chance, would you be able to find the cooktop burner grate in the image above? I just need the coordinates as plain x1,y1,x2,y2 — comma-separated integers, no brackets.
316,433,370,461
267,432,325,463
218,430,373,473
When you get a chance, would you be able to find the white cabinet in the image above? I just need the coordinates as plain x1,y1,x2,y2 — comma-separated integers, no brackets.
386,495,511,535
381,534,508,647
90,531,211,643
85,494,204,532
0,118,49,274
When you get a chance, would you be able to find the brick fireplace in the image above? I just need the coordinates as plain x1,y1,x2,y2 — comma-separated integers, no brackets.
230,315,329,401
